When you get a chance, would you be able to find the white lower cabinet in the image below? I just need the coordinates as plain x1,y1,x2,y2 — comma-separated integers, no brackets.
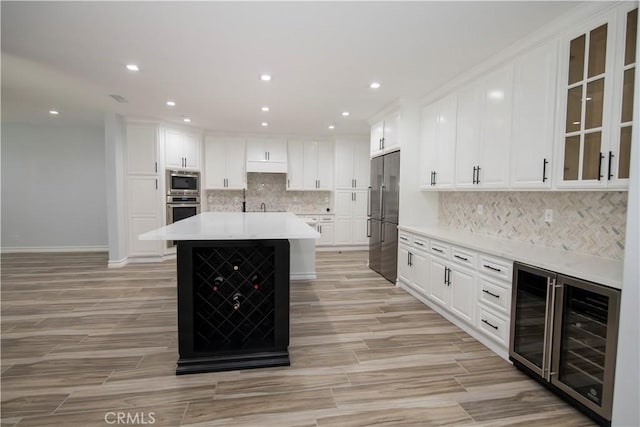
334,189,368,246
396,230,513,356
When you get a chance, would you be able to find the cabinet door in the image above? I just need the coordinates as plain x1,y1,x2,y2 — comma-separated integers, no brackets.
383,112,401,152
333,217,353,245
303,141,319,189
127,124,158,175
183,133,201,170
351,217,369,245
165,130,185,169
334,140,354,189
316,141,334,190
420,103,438,189
435,94,458,188
479,64,513,188
428,257,448,308
204,136,227,189
511,41,558,189
353,190,369,218
370,120,385,156
449,266,475,324
353,140,370,188
287,140,305,190
225,138,247,189
455,84,481,188
334,191,354,216
557,17,615,188
265,138,287,162
128,176,159,217
246,138,266,162
317,223,334,246
129,217,162,256
398,246,412,284
412,251,429,294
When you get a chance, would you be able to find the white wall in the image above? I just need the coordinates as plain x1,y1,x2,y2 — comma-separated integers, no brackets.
398,99,439,227
1,123,107,250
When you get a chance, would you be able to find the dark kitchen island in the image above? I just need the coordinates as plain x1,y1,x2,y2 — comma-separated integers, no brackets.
139,212,320,374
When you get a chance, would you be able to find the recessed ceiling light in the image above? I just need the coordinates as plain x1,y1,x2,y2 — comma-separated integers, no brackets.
126,64,139,72
166,101,176,107
183,118,191,123
370,82,381,89
342,111,350,117
261,106,270,112
49,110,59,115
260,74,271,81
328,125,335,130
261,122,268,127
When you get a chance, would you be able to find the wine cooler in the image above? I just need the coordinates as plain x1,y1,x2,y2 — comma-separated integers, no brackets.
510,263,620,426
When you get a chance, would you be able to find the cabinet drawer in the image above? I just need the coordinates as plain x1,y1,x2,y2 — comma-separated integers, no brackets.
429,240,450,259
451,246,476,268
319,216,334,223
478,255,512,282
413,236,428,252
478,278,511,314
477,306,509,347
398,232,413,245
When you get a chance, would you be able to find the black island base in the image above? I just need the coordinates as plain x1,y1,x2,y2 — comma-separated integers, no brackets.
175,239,290,375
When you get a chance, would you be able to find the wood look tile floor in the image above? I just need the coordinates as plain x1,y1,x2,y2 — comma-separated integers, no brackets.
1,251,595,426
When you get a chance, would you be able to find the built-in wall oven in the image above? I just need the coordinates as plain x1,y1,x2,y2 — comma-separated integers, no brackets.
166,170,201,247
510,262,620,426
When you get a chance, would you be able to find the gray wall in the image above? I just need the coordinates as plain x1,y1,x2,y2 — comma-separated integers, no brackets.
1,123,107,250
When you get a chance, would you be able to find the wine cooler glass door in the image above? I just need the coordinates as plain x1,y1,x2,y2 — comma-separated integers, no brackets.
510,263,557,377
550,275,620,420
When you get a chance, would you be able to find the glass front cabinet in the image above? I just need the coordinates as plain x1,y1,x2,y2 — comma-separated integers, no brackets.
557,5,637,189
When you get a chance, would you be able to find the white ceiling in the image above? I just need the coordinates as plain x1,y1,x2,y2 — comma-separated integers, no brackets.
1,1,581,137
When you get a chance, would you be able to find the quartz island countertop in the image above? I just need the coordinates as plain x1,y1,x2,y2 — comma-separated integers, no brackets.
139,212,320,241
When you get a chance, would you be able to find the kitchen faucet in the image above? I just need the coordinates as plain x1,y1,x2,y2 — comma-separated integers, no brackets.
260,203,266,212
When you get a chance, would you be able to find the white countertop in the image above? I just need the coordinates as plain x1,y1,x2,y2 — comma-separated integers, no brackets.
140,212,320,241
399,225,624,290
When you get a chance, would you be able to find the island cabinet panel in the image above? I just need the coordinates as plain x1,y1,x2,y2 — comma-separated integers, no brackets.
175,239,290,374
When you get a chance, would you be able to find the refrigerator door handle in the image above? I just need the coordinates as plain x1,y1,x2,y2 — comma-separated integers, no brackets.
380,185,385,219
366,219,371,238
541,278,552,380
380,221,385,242
549,281,563,380
367,187,372,217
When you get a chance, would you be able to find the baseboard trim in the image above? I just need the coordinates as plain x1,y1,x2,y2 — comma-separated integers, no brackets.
316,245,368,252
291,273,316,281
1,245,108,254
127,253,176,264
107,258,129,268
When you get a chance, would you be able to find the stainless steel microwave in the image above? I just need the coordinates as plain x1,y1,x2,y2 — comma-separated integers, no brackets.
166,170,200,196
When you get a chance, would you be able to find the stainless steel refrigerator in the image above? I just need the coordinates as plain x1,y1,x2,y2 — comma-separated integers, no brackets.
368,151,400,283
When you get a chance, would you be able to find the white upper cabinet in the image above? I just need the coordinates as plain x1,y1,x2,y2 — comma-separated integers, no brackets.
165,129,201,170
420,93,457,190
335,138,370,189
126,124,158,175
370,112,401,157
455,64,513,189
287,140,334,191
246,137,287,173
555,5,636,190
204,136,246,190
511,40,559,189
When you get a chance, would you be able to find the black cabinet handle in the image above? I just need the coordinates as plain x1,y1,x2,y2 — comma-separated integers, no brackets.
409,252,413,266
443,267,447,285
155,179,158,190
482,289,500,299
476,166,481,184
542,158,548,182
415,241,424,247
454,255,468,261
433,171,437,185
483,264,502,272
155,161,158,173
446,267,451,285
608,151,614,180
481,319,499,330
432,247,443,253
473,166,477,184
597,152,604,180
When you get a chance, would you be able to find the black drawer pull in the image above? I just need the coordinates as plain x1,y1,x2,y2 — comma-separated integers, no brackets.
454,255,468,261
482,289,500,299
483,264,502,272
432,247,443,253
400,236,409,241
415,242,424,247
482,319,498,330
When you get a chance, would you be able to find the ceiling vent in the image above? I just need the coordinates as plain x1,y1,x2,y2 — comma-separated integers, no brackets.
109,94,128,103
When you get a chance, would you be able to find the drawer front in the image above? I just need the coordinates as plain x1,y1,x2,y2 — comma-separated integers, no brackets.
319,216,334,223
429,240,451,259
451,246,476,269
477,306,509,347
478,278,511,314
478,255,512,282
413,236,428,252
398,232,413,245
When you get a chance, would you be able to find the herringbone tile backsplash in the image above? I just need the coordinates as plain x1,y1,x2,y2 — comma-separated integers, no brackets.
439,192,627,260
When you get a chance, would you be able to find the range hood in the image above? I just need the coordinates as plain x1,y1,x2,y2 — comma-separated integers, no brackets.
246,159,287,173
